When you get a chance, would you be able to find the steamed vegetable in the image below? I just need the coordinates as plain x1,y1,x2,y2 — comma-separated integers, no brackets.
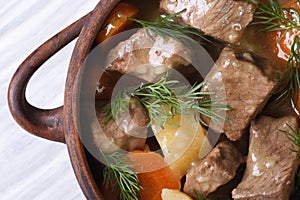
264,0,300,63
152,112,212,179
161,189,192,200
127,151,181,200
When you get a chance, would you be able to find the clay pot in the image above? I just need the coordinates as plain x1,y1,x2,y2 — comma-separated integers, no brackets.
8,0,120,199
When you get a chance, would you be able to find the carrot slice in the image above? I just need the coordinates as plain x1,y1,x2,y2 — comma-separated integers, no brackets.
127,151,181,200
269,0,300,63
270,1,300,111
95,2,138,44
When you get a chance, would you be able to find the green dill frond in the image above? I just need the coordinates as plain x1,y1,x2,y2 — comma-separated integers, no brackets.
106,75,231,128
249,0,300,40
127,9,211,46
101,150,142,200
273,36,300,105
280,123,300,156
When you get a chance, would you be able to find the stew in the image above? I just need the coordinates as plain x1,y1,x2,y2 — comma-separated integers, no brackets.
89,0,300,199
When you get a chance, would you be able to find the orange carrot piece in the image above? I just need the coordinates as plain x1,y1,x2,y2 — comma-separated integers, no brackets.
95,2,138,44
269,1,300,63
127,151,181,200
271,1,300,110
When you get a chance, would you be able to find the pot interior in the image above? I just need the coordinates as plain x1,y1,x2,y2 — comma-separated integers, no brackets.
74,0,300,199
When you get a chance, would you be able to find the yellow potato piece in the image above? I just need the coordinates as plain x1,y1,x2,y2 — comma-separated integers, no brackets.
161,188,192,200
152,112,212,179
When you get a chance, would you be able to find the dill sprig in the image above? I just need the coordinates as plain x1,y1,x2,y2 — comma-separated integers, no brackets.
280,123,300,156
127,10,210,45
250,0,300,40
250,0,300,106
105,88,133,124
280,123,300,189
273,36,300,105
107,75,231,128
101,150,142,200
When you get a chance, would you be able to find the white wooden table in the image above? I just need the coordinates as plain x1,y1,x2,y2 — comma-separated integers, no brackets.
0,0,100,199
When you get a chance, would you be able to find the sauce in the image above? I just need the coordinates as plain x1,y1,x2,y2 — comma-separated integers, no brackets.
93,0,300,199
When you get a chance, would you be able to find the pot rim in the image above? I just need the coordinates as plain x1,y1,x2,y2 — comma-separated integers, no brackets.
63,0,120,199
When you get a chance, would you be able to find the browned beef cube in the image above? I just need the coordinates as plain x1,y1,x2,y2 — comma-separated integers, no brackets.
92,98,150,153
232,116,300,200
160,0,255,44
183,141,244,198
201,47,280,141
105,29,192,82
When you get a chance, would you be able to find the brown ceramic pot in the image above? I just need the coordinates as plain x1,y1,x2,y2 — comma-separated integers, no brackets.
8,0,120,199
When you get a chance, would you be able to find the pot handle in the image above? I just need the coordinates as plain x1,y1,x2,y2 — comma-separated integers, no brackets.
8,13,91,143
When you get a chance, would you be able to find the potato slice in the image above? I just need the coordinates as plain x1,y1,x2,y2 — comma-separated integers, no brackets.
161,189,192,200
152,112,212,179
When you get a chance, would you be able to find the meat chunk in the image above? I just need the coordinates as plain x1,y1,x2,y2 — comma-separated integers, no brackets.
183,141,244,198
93,98,150,153
201,47,280,141
232,116,300,200
105,29,192,82
160,0,255,44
